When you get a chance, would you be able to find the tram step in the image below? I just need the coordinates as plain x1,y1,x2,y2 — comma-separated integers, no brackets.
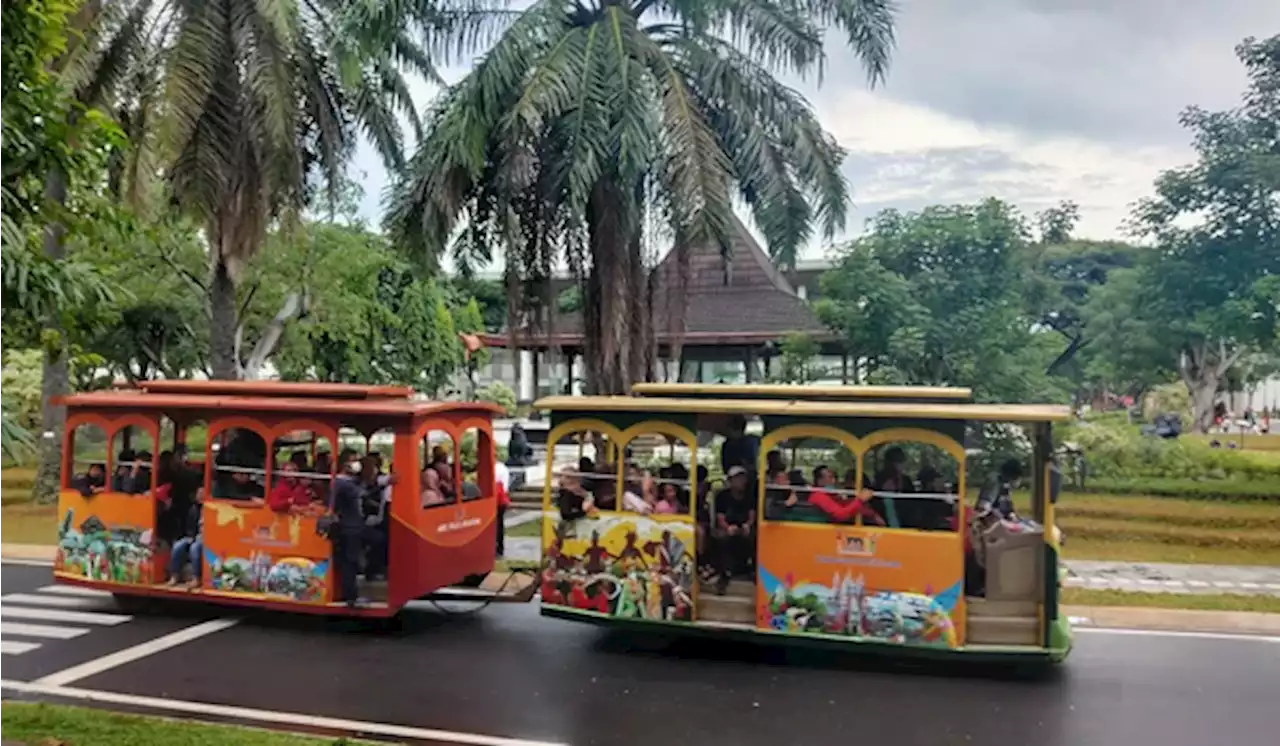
965,615,1040,646
697,594,755,625
359,578,389,603
698,579,756,598
965,597,1038,618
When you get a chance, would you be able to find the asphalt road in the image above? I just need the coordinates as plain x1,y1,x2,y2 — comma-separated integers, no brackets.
3,562,1277,746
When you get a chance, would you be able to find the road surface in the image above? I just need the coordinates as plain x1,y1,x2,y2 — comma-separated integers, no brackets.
2,562,1276,746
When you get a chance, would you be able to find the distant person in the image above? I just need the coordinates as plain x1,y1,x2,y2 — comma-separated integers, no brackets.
494,459,511,556
506,424,534,466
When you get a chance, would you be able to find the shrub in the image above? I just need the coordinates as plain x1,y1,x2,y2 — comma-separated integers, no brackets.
474,381,517,417
1061,420,1280,483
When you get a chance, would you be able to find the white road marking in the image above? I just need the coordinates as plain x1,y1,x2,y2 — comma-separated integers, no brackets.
0,680,571,746
1164,580,1186,587
1067,616,1092,625
1266,584,1280,591
1076,628,1280,643
0,621,91,640
1211,581,1237,589
2,606,132,626
36,618,241,687
38,584,113,597
3,592,109,609
2,640,42,655
1186,580,1211,588
0,558,54,567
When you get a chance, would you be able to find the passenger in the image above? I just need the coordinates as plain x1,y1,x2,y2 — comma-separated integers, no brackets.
720,415,759,477
842,469,857,492
329,459,368,606
421,466,447,507
873,447,915,493
314,450,333,476
289,451,310,471
132,451,153,494
557,466,593,521
807,465,885,525
159,446,201,545
654,481,681,515
166,493,203,589
592,464,617,511
71,463,106,496
359,456,389,581
267,462,311,512
977,459,1022,519
433,461,456,501
765,450,787,481
622,464,652,514
668,463,691,513
712,465,756,594
221,469,265,500
112,449,136,492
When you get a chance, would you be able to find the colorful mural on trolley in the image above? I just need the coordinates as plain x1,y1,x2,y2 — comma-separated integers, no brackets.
756,523,966,647
541,513,696,622
55,491,158,584
55,507,155,584
758,568,961,648
204,549,329,602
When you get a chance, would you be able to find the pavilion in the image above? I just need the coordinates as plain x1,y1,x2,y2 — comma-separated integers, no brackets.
479,218,851,400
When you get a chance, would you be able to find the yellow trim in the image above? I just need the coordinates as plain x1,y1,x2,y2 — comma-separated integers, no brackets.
533,396,1070,423
542,419,625,512
632,383,973,400
859,427,965,463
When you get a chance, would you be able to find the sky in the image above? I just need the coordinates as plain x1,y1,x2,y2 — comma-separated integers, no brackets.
349,0,1277,262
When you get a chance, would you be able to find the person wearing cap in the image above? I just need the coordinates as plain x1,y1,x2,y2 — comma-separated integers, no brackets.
712,465,756,594
977,459,1022,519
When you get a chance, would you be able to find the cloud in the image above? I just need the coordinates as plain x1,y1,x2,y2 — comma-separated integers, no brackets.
349,0,1278,256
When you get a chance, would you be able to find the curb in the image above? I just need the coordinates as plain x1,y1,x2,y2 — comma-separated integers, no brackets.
1063,604,1280,637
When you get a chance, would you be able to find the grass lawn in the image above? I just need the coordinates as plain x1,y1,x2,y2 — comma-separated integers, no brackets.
0,703,379,745
505,519,543,538
1184,432,1280,452
1062,588,1280,614
1,500,56,545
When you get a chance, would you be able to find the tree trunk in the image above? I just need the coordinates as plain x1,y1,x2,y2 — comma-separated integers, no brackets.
209,259,238,379
33,170,69,504
583,181,634,394
1187,375,1219,434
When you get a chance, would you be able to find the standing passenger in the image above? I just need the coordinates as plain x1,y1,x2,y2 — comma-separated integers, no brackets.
329,459,367,607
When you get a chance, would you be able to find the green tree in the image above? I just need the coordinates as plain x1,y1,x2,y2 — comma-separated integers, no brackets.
2,0,124,502
1121,35,1280,431
388,0,897,394
73,0,468,379
816,199,1067,402
772,333,822,384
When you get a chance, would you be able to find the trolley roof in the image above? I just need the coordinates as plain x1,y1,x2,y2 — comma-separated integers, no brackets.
630,383,973,402
533,395,1070,423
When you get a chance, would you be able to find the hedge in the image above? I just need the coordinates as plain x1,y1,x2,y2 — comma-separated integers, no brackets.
1082,478,1279,502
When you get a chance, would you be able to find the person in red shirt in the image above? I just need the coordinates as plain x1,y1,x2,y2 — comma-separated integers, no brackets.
267,462,312,512
807,466,884,525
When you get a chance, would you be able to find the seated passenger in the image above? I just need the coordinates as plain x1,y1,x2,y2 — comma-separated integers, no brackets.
765,450,787,482
654,481,681,514
557,466,593,520
314,450,333,476
433,461,456,501
592,464,618,510
712,466,756,594
267,462,312,511
112,449,136,492
909,466,955,530
72,463,107,496
873,447,915,493
222,470,265,500
622,464,652,514
421,466,447,507
289,451,310,471
808,465,884,525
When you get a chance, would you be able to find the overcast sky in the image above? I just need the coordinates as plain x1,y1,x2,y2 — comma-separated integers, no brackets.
349,0,1277,259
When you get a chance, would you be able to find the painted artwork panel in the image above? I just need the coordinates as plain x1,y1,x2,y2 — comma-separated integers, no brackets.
540,512,696,622
756,524,966,648
55,490,157,584
201,501,333,603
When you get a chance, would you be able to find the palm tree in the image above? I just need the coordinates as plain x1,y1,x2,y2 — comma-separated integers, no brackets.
387,0,896,393
66,0,518,378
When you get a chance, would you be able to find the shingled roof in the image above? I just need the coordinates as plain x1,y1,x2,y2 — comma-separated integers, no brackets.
485,216,834,348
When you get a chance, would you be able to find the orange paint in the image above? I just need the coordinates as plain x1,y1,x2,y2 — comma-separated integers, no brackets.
756,523,966,647
201,501,334,604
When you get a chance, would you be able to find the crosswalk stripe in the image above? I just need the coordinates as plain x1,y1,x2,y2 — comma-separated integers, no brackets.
37,585,112,598
1,606,131,626
2,593,108,609
1,640,42,655
0,621,91,640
